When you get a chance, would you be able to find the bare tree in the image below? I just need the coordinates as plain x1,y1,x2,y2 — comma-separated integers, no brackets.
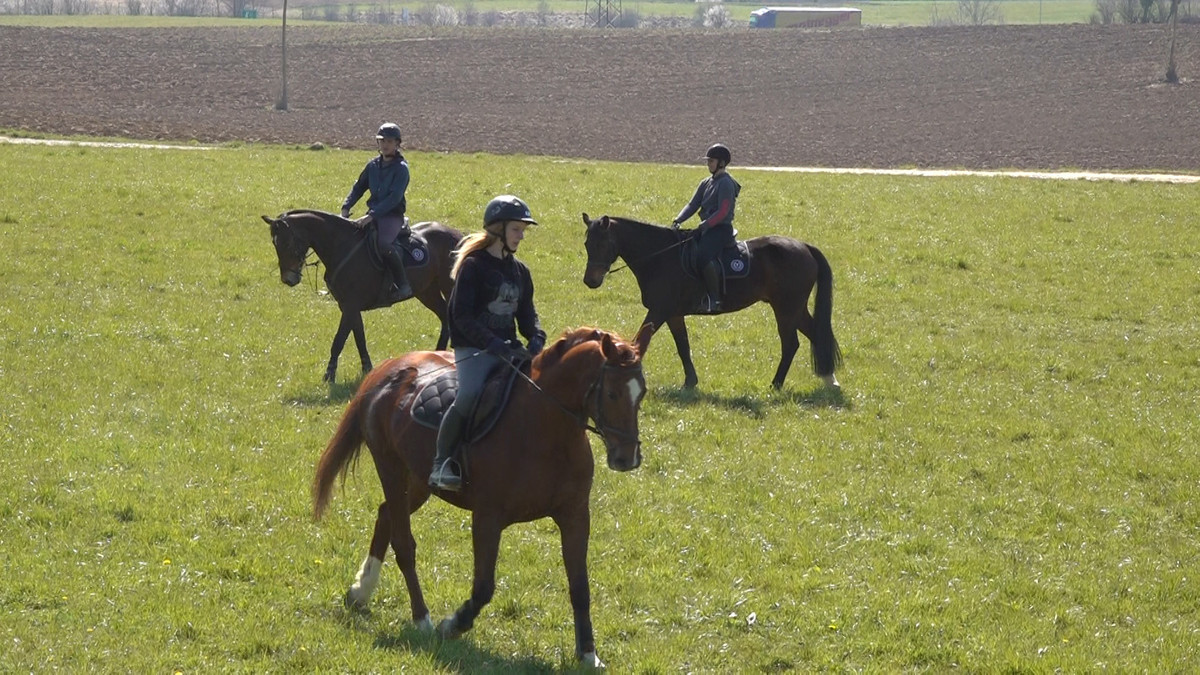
276,0,289,110
1165,0,1182,82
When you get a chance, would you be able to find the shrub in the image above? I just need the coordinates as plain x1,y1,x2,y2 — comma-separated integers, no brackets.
699,2,732,28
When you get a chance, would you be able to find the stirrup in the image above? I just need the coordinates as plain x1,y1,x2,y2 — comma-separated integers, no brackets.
389,282,414,302
701,295,721,314
429,459,462,491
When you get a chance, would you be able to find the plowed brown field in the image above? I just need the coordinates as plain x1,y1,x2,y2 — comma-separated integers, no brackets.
1,24,1197,170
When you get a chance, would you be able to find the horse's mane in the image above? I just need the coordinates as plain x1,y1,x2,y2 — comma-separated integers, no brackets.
281,209,341,221
536,326,639,371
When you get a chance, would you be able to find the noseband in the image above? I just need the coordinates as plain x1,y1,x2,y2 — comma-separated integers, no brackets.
506,356,643,445
584,361,644,445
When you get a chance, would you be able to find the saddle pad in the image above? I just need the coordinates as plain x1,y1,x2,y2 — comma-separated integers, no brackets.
409,363,522,444
721,241,751,279
681,239,751,279
367,223,432,269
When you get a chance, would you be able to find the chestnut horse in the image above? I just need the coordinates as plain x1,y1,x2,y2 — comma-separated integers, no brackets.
581,213,842,390
312,325,651,667
262,210,463,382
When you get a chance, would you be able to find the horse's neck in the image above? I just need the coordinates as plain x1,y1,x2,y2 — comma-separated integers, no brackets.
301,214,362,264
614,219,676,271
535,346,604,416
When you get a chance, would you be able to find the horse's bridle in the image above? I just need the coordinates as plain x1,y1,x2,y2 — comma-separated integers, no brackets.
583,361,645,444
275,217,322,289
506,357,644,445
588,226,689,278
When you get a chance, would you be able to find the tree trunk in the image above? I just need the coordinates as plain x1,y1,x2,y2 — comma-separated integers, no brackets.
276,0,289,110
1165,0,1181,83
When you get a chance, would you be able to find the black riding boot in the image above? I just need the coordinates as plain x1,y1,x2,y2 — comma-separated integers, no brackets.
381,247,413,302
429,407,467,491
700,259,723,313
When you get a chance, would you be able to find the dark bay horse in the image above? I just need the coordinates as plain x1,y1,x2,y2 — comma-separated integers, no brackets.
312,325,652,668
581,213,841,390
262,210,462,383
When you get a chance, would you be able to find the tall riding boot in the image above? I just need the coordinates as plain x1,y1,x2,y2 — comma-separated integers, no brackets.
429,407,467,491
701,260,723,313
381,247,414,302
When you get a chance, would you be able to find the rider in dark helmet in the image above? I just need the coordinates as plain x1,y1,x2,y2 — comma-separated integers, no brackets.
341,122,413,302
671,143,740,313
429,195,548,492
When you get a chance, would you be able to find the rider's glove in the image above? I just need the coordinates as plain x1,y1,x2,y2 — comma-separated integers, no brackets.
486,337,510,357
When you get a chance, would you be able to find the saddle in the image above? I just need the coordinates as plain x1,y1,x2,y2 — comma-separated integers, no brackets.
366,219,433,269
408,362,523,445
362,220,433,307
680,233,751,281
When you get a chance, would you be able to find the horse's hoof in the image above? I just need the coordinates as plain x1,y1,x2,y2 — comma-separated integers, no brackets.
771,380,784,390
579,652,605,669
682,379,698,389
414,614,434,633
323,369,337,383
437,616,462,640
823,374,841,389
343,589,368,612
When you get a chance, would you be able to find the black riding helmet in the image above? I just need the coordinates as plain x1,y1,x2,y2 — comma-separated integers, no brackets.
375,123,402,142
483,195,538,231
704,143,732,165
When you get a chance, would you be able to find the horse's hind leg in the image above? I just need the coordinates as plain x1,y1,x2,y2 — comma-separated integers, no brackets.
345,501,390,611
415,286,450,351
439,514,503,640
386,491,434,631
347,311,373,375
771,303,803,390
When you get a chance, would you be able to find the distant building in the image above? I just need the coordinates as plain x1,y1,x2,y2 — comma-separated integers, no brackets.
749,6,862,28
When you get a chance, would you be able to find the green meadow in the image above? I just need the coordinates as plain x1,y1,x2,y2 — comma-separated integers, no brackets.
1,139,1198,671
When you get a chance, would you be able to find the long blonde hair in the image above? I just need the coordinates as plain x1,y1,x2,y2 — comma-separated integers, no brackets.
451,231,498,280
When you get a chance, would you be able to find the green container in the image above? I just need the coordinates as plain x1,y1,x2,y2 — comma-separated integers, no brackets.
241,8,257,18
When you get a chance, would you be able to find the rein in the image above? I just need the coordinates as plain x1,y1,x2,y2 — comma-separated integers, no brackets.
603,231,690,277
497,354,642,443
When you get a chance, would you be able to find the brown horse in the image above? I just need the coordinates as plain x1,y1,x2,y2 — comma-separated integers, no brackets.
312,325,652,667
261,210,463,383
581,213,842,390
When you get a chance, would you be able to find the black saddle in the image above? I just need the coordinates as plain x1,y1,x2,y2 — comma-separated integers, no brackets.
366,220,433,269
408,362,523,444
681,236,752,281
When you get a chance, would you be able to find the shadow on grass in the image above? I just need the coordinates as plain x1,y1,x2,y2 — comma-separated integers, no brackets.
284,378,361,407
335,606,559,672
655,383,847,417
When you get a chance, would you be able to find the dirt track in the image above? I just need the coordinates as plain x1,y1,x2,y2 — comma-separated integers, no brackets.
1,24,1198,171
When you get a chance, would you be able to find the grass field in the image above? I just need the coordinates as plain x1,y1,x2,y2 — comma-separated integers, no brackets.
1,139,1198,671
0,0,1103,26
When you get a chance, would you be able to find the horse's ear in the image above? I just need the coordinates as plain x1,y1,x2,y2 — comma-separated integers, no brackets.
600,215,610,229
601,332,618,359
261,215,275,225
582,212,591,227
632,321,656,357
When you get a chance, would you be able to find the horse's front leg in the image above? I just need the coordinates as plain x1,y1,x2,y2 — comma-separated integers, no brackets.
665,315,698,389
439,515,503,640
555,506,603,668
325,312,356,382
345,311,372,375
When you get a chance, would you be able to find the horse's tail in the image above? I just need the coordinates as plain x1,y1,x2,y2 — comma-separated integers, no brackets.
807,243,844,377
312,386,370,521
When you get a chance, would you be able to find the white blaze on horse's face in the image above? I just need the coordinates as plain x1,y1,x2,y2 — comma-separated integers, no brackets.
627,376,644,405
